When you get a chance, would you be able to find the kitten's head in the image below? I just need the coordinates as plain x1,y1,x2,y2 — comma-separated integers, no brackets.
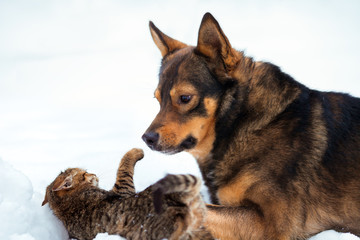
42,168,99,206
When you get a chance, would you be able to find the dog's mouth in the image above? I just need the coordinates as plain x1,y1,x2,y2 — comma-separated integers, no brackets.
180,136,197,150
142,132,197,154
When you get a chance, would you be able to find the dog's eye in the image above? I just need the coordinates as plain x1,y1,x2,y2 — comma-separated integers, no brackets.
179,95,192,104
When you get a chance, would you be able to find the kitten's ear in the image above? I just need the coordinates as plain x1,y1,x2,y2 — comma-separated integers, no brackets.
42,193,49,206
52,175,73,192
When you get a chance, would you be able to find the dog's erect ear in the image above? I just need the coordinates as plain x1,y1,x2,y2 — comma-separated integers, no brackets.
196,13,238,71
149,21,187,57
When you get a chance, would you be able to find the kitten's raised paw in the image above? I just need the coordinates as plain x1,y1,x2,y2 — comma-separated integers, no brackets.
125,148,144,162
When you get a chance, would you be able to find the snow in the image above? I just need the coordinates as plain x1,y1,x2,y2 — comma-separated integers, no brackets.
0,0,360,239
94,233,124,240
0,159,69,240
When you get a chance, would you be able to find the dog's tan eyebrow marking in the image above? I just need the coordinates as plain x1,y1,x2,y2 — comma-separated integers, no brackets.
170,83,197,97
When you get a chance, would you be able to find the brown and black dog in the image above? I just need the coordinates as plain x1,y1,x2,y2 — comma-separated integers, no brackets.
142,12,360,239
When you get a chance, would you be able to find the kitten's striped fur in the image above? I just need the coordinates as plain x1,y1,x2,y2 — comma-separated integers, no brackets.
43,148,213,240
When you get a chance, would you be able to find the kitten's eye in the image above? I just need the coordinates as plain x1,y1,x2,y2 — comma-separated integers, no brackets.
179,95,192,104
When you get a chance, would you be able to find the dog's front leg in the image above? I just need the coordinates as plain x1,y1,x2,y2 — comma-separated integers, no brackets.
205,204,266,240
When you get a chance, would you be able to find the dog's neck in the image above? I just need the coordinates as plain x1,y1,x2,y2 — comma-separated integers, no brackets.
216,59,304,141
194,59,305,203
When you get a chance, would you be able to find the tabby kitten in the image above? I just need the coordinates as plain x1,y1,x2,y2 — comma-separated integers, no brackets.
42,148,213,240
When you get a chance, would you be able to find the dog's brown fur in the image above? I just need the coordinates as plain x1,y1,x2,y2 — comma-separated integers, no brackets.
143,13,360,239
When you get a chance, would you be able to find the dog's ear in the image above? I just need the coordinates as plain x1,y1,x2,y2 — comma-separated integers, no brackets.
196,13,238,72
149,21,187,57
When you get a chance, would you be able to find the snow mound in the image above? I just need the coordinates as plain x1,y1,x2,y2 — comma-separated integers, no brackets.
0,159,68,240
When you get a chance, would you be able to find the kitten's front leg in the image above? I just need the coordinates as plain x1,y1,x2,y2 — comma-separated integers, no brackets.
112,148,144,197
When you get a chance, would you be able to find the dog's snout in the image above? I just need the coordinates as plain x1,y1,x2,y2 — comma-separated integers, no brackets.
142,132,159,150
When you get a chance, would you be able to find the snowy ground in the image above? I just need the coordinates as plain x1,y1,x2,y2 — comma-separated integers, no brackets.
0,0,360,239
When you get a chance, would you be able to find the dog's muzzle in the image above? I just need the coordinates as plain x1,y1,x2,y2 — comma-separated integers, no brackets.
142,132,197,153
142,132,160,151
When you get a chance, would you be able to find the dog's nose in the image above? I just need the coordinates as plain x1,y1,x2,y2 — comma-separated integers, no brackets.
142,132,159,150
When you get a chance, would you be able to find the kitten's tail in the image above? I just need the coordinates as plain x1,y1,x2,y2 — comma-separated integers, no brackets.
152,174,201,214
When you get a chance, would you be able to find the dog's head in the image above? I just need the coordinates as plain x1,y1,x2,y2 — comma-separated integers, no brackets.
142,13,241,160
